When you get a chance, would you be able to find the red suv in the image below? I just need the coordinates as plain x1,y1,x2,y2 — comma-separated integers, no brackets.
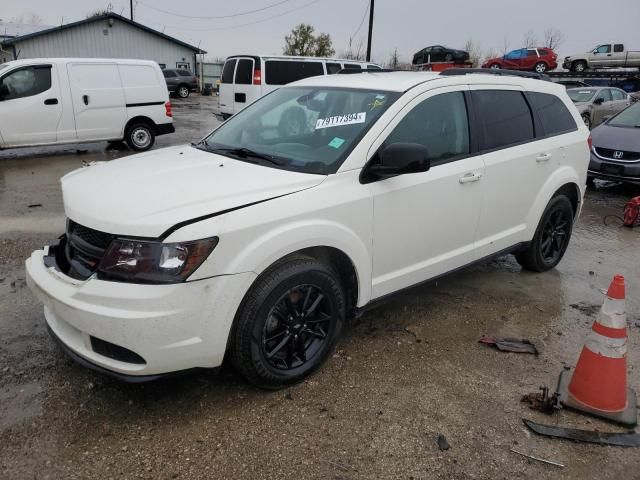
482,47,558,73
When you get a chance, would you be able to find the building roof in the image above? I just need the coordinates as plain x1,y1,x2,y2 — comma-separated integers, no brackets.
0,21,53,38
0,13,206,54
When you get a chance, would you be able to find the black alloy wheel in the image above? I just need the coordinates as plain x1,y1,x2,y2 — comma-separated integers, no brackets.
539,208,570,264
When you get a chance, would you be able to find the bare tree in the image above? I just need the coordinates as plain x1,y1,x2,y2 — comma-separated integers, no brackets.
501,36,510,55
387,48,400,69
463,38,483,67
481,47,498,66
341,38,366,61
543,27,565,51
523,29,538,48
10,13,42,25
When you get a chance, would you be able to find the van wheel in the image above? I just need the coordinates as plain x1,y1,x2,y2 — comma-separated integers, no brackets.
231,257,344,389
125,123,155,151
177,85,190,98
515,195,574,272
534,62,547,73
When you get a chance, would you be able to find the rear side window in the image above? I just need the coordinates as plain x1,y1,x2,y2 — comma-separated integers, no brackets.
235,59,253,85
385,91,469,165
0,65,51,100
163,70,177,78
343,63,362,70
614,44,624,53
264,61,324,85
611,89,626,101
527,92,576,136
326,62,341,74
178,70,192,77
221,59,237,84
119,65,159,88
527,49,538,57
472,90,534,151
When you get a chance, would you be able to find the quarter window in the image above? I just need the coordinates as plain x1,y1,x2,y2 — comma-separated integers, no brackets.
264,61,324,85
235,59,253,85
0,65,52,100
221,59,237,83
472,90,534,151
384,91,469,164
527,92,576,136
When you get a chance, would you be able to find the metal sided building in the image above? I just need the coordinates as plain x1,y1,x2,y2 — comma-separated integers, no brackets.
0,13,205,71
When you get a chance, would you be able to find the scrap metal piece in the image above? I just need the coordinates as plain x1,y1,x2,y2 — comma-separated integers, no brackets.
479,334,539,354
510,448,564,468
523,419,640,447
521,386,560,414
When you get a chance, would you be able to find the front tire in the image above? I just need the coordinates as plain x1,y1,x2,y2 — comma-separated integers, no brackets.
125,122,155,151
489,63,501,69
572,61,587,72
516,195,574,272
230,257,345,389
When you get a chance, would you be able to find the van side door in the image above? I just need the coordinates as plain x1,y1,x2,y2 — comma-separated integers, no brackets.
0,64,62,146
67,62,126,141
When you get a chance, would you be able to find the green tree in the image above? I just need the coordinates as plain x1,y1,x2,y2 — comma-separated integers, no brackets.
283,24,335,57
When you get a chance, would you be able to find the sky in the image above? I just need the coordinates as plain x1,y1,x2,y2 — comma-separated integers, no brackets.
2,0,640,64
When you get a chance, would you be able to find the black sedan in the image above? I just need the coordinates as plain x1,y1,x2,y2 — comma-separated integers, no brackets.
412,45,470,65
588,102,640,184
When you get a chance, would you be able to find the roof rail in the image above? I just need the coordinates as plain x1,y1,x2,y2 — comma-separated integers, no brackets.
439,68,551,82
337,68,399,74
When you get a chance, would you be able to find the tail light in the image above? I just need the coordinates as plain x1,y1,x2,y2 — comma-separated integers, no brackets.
165,101,173,118
253,69,262,85
587,133,593,150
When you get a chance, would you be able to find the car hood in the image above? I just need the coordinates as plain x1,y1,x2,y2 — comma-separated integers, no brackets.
61,145,325,238
591,124,640,152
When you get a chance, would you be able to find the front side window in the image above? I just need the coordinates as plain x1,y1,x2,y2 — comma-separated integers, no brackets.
0,65,51,100
384,91,469,165
595,45,611,54
528,92,576,136
221,59,237,83
505,49,525,60
265,61,324,85
201,86,399,174
326,63,341,74
472,90,534,151
608,102,640,127
234,59,253,85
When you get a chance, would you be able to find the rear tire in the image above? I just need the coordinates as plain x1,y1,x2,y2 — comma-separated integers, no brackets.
516,195,574,272
125,122,155,152
534,62,547,73
177,85,190,98
230,257,345,389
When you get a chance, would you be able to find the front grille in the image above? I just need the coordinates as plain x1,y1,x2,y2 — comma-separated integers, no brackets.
64,220,115,280
594,147,640,162
90,336,146,365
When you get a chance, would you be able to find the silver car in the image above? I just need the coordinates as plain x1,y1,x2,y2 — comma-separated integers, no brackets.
567,87,631,129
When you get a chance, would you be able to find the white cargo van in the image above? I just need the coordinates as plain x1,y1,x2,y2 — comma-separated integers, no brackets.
219,55,381,118
0,58,174,151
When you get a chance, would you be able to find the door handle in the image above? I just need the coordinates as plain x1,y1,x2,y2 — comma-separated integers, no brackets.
44,98,58,105
82,95,89,105
459,172,483,184
536,153,552,163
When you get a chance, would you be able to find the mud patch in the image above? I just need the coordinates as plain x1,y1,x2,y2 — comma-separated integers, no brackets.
569,302,600,317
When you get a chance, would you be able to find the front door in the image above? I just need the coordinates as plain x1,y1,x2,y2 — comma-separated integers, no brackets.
589,45,611,67
367,87,484,299
67,63,126,140
0,64,62,146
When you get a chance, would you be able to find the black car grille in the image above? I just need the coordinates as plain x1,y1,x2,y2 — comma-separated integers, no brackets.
64,220,115,280
595,147,640,162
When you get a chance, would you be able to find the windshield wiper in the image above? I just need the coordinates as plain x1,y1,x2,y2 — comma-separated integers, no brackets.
209,146,285,166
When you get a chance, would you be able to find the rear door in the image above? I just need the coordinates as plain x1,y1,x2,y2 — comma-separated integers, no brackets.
219,58,237,115
612,44,626,66
67,62,126,140
609,88,630,116
0,63,62,146
592,88,612,125
523,49,539,70
232,57,259,114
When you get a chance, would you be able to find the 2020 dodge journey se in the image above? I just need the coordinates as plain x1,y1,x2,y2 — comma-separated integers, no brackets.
26,71,590,388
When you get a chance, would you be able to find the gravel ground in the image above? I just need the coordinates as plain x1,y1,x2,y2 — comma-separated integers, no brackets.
1,96,640,479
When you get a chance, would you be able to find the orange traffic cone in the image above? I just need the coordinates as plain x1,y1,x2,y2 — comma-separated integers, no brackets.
557,275,637,426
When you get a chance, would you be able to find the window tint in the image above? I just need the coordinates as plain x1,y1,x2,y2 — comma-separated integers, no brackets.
178,70,192,77
221,59,237,83
384,91,469,164
235,59,253,85
162,70,177,78
326,62,341,74
614,44,624,53
264,61,324,85
528,92,576,136
527,49,538,57
472,90,534,150
611,89,626,101
0,66,52,100
343,63,362,70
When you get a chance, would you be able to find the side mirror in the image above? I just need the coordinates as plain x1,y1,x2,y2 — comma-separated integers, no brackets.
594,97,604,105
0,83,9,100
361,142,430,183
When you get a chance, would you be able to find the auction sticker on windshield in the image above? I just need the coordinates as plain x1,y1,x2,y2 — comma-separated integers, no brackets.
315,112,366,130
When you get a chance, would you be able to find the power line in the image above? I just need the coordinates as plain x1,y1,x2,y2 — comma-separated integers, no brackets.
145,0,325,32
137,0,292,20
351,0,369,40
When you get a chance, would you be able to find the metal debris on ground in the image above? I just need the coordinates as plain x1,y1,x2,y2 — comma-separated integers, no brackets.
27,203,42,208
510,448,564,468
478,335,539,354
521,386,560,414
523,419,640,447
437,434,450,451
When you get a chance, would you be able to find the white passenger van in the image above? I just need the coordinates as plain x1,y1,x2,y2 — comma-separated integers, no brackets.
219,55,381,118
0,58,174,152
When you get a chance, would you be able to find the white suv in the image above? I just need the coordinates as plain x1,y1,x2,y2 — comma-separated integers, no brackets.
26,71,590,388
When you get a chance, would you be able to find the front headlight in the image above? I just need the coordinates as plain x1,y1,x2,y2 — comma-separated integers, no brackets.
98,237,218,284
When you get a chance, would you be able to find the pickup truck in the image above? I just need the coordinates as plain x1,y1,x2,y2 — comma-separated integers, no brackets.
563,44,640,72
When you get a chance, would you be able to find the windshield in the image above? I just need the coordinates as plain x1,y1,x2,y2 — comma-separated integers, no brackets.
202,86,399,174
608,103,640,128
567,89,597,103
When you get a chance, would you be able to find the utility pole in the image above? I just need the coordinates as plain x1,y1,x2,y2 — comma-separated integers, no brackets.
130,0,134,21
366,0,374,61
